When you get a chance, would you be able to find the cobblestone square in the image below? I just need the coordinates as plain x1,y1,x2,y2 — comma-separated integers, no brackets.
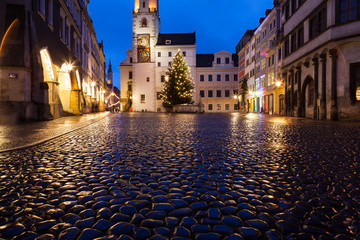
0,113,359,240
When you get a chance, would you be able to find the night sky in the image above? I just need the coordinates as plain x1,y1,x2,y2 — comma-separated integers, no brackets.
88,0,274,89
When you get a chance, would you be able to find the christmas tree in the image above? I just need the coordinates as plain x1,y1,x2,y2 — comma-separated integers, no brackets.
162,50,194,107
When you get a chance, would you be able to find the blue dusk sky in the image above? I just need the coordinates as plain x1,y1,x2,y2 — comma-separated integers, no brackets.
88,0,275,89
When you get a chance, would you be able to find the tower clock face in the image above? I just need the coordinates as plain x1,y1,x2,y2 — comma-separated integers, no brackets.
139,37,149,47
139,50,150,62
138,35,150,48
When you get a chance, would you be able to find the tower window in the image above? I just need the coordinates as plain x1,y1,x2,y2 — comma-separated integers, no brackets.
147,77,150,82
143,2,146,8
141,18,148,27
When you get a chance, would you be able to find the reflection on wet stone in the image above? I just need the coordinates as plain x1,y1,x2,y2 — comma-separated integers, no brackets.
0,113,359,239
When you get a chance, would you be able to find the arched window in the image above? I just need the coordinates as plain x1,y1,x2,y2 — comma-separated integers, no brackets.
141,18,148,27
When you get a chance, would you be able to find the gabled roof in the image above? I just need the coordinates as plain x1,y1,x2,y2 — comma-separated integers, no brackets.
196,53,239,68
157,32,196,46
196,54,214,67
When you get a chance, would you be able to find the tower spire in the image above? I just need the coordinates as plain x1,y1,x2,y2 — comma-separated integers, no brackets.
108,57,113,73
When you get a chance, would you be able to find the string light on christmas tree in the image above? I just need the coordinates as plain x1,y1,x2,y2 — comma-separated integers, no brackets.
161,49,194,107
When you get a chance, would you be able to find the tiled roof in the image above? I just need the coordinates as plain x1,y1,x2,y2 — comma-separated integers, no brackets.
157,32,196,46
196,54,214,67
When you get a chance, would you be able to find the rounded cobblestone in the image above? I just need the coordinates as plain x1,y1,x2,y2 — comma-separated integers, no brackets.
0,113,359,239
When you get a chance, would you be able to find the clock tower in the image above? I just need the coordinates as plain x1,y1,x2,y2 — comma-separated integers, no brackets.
133,0,160,64
131,0,160,112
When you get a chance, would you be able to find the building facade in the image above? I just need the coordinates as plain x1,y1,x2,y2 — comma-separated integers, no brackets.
236,30,254,112
280,0,360,120
196,51,239,112
0,0,105,122
254,5,282,115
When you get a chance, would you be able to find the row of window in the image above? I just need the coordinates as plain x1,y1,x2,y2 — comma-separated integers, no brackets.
138,62,360,104
283,0,307,22
208,104,239,111
158,51,187,57
199,89,239,98
199,74,238,82
129,72,238,84
284,5,326,58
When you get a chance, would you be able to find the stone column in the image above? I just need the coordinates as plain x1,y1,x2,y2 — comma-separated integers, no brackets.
295,66,302,117
312,57,319,119
319,54,327,120
283,72,288,116
329,49,338,120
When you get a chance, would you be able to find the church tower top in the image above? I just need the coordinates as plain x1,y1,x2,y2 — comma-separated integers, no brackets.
134,0,159,13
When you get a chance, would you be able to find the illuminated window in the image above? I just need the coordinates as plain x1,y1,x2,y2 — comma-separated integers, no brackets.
350,62,360,103
217,104,221,111
141,94,145,103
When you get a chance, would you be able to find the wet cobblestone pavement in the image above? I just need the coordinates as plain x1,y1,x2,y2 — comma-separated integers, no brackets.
0,113,360,240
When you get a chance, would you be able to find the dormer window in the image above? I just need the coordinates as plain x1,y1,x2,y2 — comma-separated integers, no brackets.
141,18,148,27
165,40,172,45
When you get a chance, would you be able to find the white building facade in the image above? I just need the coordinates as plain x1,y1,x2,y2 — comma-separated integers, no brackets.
196,51,239,112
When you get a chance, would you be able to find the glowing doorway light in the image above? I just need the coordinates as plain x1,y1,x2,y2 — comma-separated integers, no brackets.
40,48,55,80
